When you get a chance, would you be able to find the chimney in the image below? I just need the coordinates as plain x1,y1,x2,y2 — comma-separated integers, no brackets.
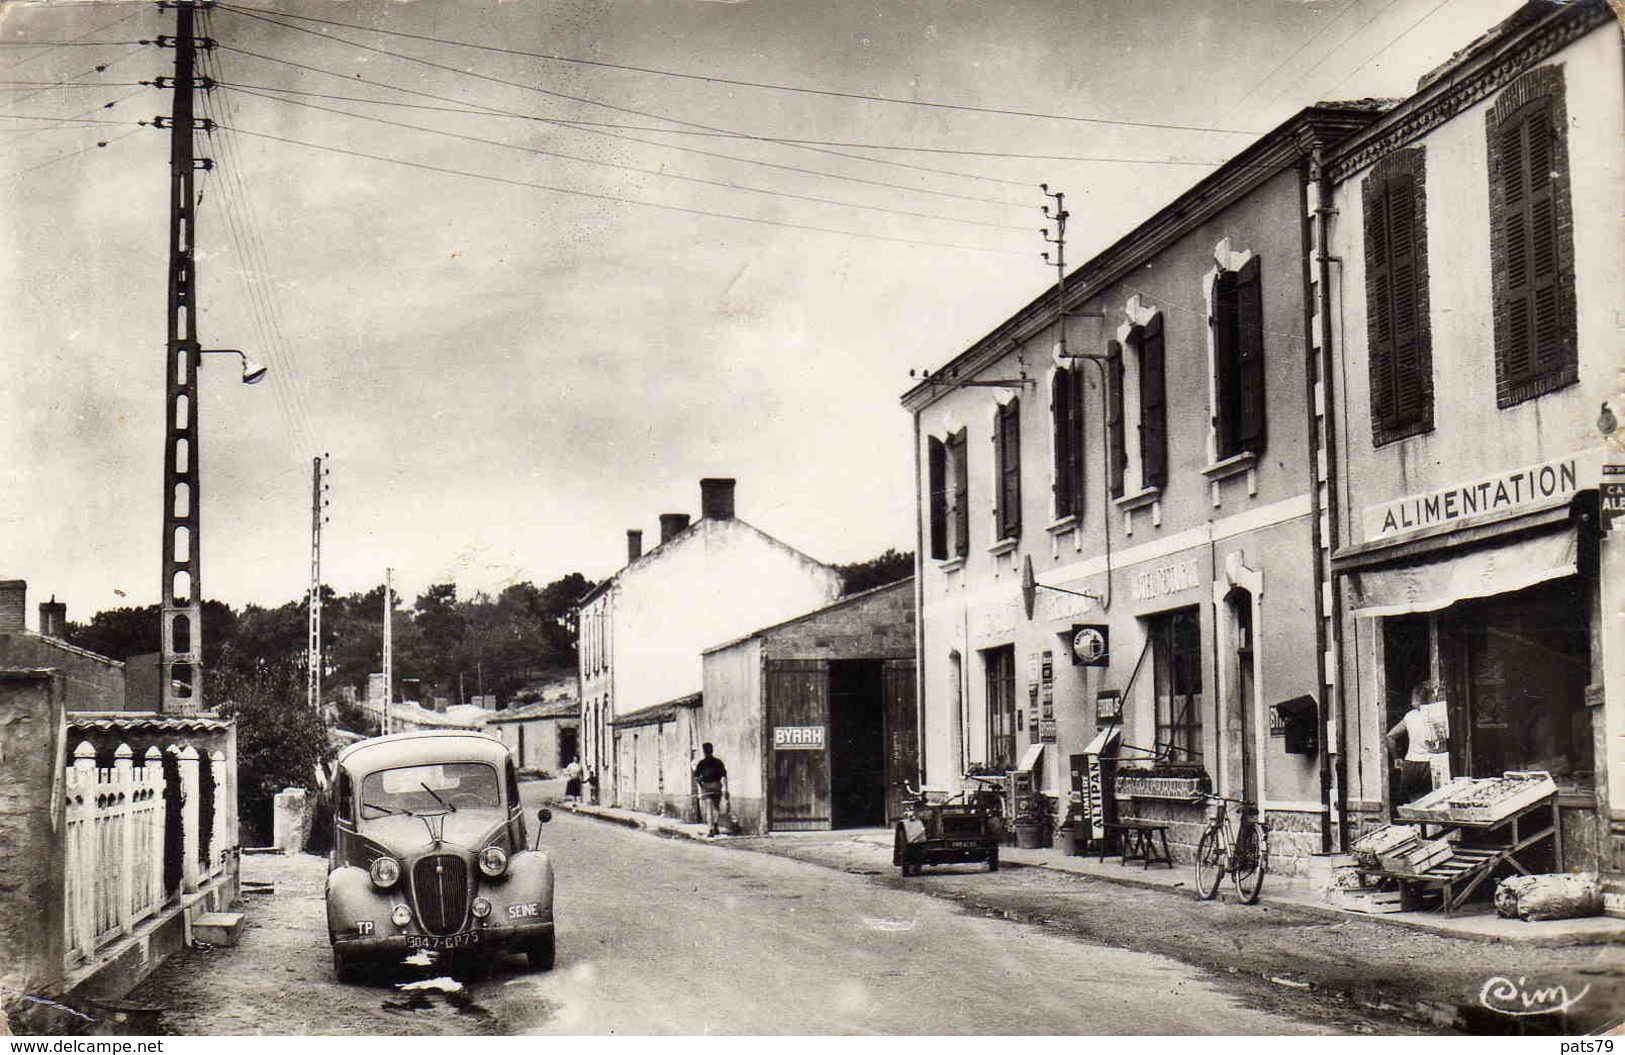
39,596,66,639
700,478,736,520
658,513,691,544
0,580,25,632
626,529,644,563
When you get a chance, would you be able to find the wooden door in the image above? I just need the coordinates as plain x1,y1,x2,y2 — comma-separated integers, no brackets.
882,659,919,823
767,659,830,830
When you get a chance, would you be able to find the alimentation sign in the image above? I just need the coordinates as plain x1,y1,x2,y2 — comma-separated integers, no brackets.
1363,456,1579,542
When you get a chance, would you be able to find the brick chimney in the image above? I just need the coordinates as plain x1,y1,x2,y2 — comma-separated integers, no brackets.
39,596,66,639
0,580,24,632
626,529,644,563
700,477,736,520
658,513,691,544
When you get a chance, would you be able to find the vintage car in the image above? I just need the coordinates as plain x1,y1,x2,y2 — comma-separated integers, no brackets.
326,731,555,981
893,785,1003,875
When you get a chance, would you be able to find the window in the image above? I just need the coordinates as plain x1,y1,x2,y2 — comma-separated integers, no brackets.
983,645,1017,771
1132,317,1168,488
927,435,948,560
1488,66,1576,408
1364,148,1433,445
994,398,1022,539
1212,257,1265,459
1149,606,1202,763
1105,341,1126,498
947,429,969,557
1051,368,1085,518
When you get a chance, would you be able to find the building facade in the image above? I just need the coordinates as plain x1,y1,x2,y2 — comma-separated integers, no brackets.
903,105,1385,873
488,696,580,776
1323,0,1623,896
577,478,844,809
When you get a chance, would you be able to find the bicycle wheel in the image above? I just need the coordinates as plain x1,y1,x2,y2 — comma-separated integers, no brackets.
1194,825,1225,900
1230,821,1268,904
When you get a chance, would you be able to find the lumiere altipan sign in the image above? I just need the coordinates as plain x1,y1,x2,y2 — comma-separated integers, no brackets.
1363,456,1580,542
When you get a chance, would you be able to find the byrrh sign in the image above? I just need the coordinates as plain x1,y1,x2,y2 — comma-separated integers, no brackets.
1363,456,1579,542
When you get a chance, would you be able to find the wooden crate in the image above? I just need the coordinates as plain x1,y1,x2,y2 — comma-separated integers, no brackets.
1332,888,1405,914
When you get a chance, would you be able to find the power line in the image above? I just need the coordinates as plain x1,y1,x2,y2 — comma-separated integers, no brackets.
1322,0,1457,97
1253,0,1409,112
1,9,143,72
217,1,1264,137
1222,0,1365,118
0,41,144,47
221,123,1030,257
6,126,140,179
217,8,1036,196
226,84,1029,232
216,43,1024,208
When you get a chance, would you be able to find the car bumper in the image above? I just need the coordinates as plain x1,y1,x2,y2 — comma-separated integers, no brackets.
333,920,554,959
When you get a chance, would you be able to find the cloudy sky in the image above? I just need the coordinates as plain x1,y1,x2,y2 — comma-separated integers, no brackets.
2,0,1523,624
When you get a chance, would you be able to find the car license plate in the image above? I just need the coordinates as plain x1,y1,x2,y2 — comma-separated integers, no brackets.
405,932,478,950
945,840,985,850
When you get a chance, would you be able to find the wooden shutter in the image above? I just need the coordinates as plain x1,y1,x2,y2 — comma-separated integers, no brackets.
881,658,918,823
927,435,947,561
1106,341,1125,498
1235,257,1265,452
950,430,969,557
1365,150,1431,441
1387,172,1425,423
1211,271,1238,457
1137,318,1167,488
1502,103,1562,383
1068,368,1085,515
997,398,1022,539
1052,369,1085,517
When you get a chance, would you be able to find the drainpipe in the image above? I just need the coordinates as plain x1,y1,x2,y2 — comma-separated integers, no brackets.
911,406,928,789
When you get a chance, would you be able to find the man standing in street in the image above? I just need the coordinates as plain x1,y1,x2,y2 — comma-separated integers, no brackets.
693,742,729,837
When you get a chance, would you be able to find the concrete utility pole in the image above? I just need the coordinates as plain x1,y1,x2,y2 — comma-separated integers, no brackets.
382,567,394,735
307,455,328,720
158,0,215,714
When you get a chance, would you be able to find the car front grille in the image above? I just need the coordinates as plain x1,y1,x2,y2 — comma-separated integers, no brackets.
939,813,985,837
412,853,469,935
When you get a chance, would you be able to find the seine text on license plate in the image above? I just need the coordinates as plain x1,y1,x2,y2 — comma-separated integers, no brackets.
405,932,478,950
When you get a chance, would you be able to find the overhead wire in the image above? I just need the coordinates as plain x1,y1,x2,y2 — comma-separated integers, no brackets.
1321,0,1457,97
1252,0,1410,112
0,8,144,73
215,1,1265,137
6,126,141,180
1221,0,1365,119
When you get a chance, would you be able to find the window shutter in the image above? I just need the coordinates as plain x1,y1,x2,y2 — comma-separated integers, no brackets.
1523,108,1563,373
998,398,1022,539
1106,341,1125,498
1138,318,1167,488
1235,256,1266,452
928,435,947,561
950,431,969,557
1051,371,1071,517
1365,176,1398,426
1502,115,1534,384
1211,271,1238,458
1068,367,1086,516
1387,173,1425,423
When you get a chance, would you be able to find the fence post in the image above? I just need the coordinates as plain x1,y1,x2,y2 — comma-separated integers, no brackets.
69,740,95,963
145,747,166,912
210,750,228,875
114,743,134,936
178,744,200,895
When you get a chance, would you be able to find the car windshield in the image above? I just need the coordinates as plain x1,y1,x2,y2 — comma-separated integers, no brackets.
359,762,501,819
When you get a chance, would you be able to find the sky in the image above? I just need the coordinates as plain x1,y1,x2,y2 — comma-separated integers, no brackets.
1,0,1527,627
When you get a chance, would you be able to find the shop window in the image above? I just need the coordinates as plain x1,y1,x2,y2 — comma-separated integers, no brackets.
1131,317,1167,488
1487,65,1576,408
948,429,969,558
983,645,1017,772
927,435,948,560
1364,147,1433,446
1105,341,1126,498
1212,257,1265,459
994,399,1022,540
1051,367,1085,519
1149,606,1202,763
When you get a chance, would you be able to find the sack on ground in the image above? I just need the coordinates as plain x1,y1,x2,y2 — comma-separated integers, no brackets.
1494,873,1602,921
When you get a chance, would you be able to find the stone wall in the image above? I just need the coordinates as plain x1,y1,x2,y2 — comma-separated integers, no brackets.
0,670,67,1010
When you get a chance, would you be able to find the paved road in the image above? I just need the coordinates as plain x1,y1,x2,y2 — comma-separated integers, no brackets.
138,804,1331,1035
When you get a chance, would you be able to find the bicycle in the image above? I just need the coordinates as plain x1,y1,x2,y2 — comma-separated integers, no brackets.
1193,793,1269,904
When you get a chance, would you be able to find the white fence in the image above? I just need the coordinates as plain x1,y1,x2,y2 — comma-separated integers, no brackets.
62,740,230,968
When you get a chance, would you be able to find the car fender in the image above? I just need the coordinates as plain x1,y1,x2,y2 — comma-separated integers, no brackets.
899,818,927,844
326,865,395,939
482,849,554,922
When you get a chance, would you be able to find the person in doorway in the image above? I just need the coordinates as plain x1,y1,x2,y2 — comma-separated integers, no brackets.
562,758,584,803
1386,683,1443,805
693,742,729,836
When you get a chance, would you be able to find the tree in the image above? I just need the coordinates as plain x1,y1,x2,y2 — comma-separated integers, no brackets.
212,646,333,843
67,599,238,667
831,549,914,595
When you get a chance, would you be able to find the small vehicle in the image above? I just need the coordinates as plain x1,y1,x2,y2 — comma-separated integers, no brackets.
326,731,556,982
893,785,1003,876
1193,793,1269,904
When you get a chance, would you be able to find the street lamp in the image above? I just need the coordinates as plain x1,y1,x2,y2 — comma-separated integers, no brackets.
199,348,268,385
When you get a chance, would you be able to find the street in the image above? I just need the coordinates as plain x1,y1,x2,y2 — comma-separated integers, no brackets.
132,808,1334,1035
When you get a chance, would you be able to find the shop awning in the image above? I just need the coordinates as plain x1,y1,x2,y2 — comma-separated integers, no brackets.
1348,527,1576,618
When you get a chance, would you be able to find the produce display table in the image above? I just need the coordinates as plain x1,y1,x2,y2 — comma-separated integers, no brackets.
1384,790,1561,915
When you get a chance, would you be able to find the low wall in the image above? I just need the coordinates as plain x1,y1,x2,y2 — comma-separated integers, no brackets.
0,671,67,1014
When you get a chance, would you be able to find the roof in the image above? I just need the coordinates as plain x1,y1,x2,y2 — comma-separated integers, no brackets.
610,692,702,729
577,515,834,609
703,576,914,655
69,711,230,734
0,629,125,669
336,730,510,772
486,697,580,723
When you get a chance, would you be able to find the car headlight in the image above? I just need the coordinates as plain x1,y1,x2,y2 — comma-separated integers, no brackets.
471,897,491,919
478,845,508,878
390,904,412,927
370,856,401,889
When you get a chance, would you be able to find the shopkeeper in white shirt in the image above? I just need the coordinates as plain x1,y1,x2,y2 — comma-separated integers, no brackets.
1386,683,1442,804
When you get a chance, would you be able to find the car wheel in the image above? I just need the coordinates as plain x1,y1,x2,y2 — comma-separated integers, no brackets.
527,932,556,972
332,946,365,985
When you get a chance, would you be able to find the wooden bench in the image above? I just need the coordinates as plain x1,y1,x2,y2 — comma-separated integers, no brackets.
1100,820,1173,869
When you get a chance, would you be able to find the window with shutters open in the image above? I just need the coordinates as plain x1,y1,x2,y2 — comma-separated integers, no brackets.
1212,257,1265,459
1133,317,1168,489
1106,341,1126,499
1364,148,1433,446
1488,66,1575,408
1051,368,1085,519
927,435,948,561
995,399,1022,540
948,430,969,558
